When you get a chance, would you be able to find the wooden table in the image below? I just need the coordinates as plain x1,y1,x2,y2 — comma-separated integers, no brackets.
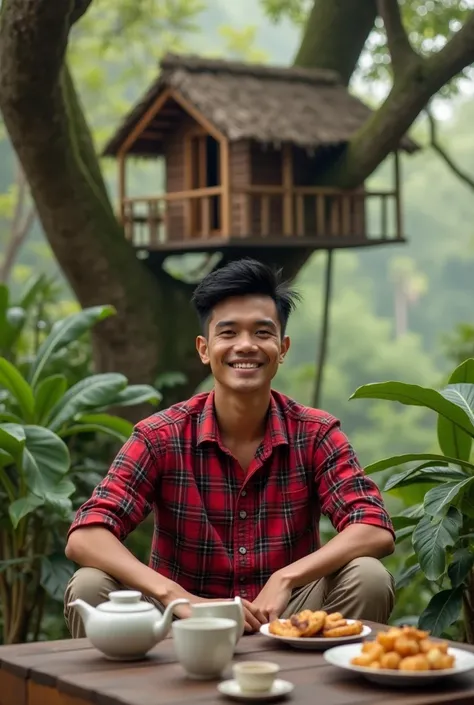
1,621,474,705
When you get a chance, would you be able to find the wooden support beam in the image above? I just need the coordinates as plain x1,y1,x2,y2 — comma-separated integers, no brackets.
282,143,293,236
220,138,231,237
118,88,173,156
118,152,126,227
394,150,403,239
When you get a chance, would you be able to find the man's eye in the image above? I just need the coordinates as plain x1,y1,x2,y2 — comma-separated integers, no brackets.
256,330,271,336
220,330,234,336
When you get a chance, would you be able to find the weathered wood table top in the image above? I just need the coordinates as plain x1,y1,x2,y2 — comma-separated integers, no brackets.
1,621,474,705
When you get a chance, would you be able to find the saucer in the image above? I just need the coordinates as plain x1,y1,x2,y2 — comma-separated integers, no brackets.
217,678,294,701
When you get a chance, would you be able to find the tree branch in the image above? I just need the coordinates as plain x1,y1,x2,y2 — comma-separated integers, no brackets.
70,0,93,25
295,0,377,86
427,109,474,192
377,0,418,77
323,9,474,187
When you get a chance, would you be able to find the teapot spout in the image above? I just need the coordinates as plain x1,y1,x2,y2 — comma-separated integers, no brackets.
153,598,189,640
67,598,96,630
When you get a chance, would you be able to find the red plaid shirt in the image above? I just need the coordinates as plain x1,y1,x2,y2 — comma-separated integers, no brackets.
68,390,393,601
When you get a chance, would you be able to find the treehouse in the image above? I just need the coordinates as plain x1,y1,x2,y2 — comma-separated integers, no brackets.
103,54,417,256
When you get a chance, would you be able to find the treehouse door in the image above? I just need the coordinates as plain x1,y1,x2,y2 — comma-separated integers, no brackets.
187,129,221,237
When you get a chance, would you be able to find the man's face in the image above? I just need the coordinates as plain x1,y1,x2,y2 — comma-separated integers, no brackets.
196,295,290,394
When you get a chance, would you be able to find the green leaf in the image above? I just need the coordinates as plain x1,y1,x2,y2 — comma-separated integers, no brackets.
365,453,474,475
61,413,133,442
22,425,70,498
0,358,35,421
17,273,48,310
107,384,162,408
48,373,127,432
438,382,474,461
0,422,25,462
34,374,68,425
29,305,116,388
384,464,468,492
424,477,474,517
391,515,420,531
395,525,415,544
0,556,41,574
40,554,75,602
418,587,464,636
448,548,474,589
413,509,462,581
8,494,45,529
351,381,474,437
396,562,421,590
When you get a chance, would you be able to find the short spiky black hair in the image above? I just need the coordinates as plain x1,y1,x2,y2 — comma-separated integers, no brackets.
191,258,301,335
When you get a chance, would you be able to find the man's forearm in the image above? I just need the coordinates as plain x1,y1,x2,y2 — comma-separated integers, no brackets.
277,524,395,590
65,526,184,604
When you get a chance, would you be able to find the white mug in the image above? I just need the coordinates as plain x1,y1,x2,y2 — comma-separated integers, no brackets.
190,596,245,643
172,617,236,679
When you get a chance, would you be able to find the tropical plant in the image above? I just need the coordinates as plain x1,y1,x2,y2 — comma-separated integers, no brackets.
0,282,161,644
350,358,474,642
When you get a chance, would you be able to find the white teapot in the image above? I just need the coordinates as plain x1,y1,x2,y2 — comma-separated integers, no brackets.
68,590,189,660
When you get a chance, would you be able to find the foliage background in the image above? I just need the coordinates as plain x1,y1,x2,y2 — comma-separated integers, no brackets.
0,0,473,640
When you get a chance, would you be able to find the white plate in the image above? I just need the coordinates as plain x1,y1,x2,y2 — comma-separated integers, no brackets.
259,619,371,650
323,643,474,687
217,678,294,701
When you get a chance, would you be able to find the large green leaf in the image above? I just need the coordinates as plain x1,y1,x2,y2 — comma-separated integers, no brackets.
384,464,468,492
423,477,474,517
48,373,127,432
438,380,474,461
40,554,75,602
365,453,474,475
107,384,162,408
351,381,474,437
8,494,45,529
0,358,35,421
34,374,68,425
418,587,464,636
448,548,474,589
22,426,70,498
29,305,115,388
17,273,48,310
395,563,421,590
61,413,133,442
413,509,462,580
0,423,26,462
0,556,41,574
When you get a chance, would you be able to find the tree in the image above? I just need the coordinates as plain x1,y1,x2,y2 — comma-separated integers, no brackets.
1,0,474,413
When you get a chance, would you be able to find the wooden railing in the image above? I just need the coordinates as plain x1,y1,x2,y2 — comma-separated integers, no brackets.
121,186,223,246
120,185,402,247
235,186,402,241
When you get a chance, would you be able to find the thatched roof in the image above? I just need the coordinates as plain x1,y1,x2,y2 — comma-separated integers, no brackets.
102,54,418,157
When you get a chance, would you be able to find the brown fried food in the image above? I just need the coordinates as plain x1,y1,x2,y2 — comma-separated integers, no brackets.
290,610,327,637
323,620,363,638
350,625,456,672
325,612,343,624
268,619,301,638
393,636,420,657
380,651,402,670
399,655,430,671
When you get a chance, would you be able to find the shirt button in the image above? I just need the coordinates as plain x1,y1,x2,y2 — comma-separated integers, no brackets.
239,547,247,555
241,490,247,497
240,590,248,598
239,576,246,583
239,510,247,519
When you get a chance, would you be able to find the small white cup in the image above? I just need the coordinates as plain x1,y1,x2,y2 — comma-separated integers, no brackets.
233,661,280,693
172,617,236,679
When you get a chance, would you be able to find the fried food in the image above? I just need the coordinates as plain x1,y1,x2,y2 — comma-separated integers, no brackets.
268,610,364,639
350,625,456,672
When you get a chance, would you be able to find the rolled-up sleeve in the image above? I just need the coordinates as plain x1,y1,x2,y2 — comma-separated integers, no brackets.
314,418,394,538
67,427,161,542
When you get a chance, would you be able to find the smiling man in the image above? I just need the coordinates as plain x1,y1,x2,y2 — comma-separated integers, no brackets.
64,258,395,638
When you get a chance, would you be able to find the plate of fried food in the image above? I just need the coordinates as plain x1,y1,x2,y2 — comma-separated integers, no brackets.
324,625,474,686
260,610,370,650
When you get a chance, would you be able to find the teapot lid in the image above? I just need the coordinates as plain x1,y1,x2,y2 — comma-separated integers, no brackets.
97,590,156,613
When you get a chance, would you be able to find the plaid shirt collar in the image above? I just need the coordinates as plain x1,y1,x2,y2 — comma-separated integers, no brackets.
196,390,289,449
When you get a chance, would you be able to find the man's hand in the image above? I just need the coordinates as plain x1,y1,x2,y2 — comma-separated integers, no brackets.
252,572,293,622
240,599,267,633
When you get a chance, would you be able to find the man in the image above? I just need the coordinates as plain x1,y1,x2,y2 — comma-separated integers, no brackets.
64,258,395,638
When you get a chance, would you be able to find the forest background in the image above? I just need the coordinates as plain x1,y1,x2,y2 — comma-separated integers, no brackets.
0,0,474,643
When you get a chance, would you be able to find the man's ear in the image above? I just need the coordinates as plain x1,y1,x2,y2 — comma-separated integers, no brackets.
196,335,210,364
279,335,290,363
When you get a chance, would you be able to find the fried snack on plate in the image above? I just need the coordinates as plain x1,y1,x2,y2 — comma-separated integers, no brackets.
349,625,454,671
268,610,363,638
